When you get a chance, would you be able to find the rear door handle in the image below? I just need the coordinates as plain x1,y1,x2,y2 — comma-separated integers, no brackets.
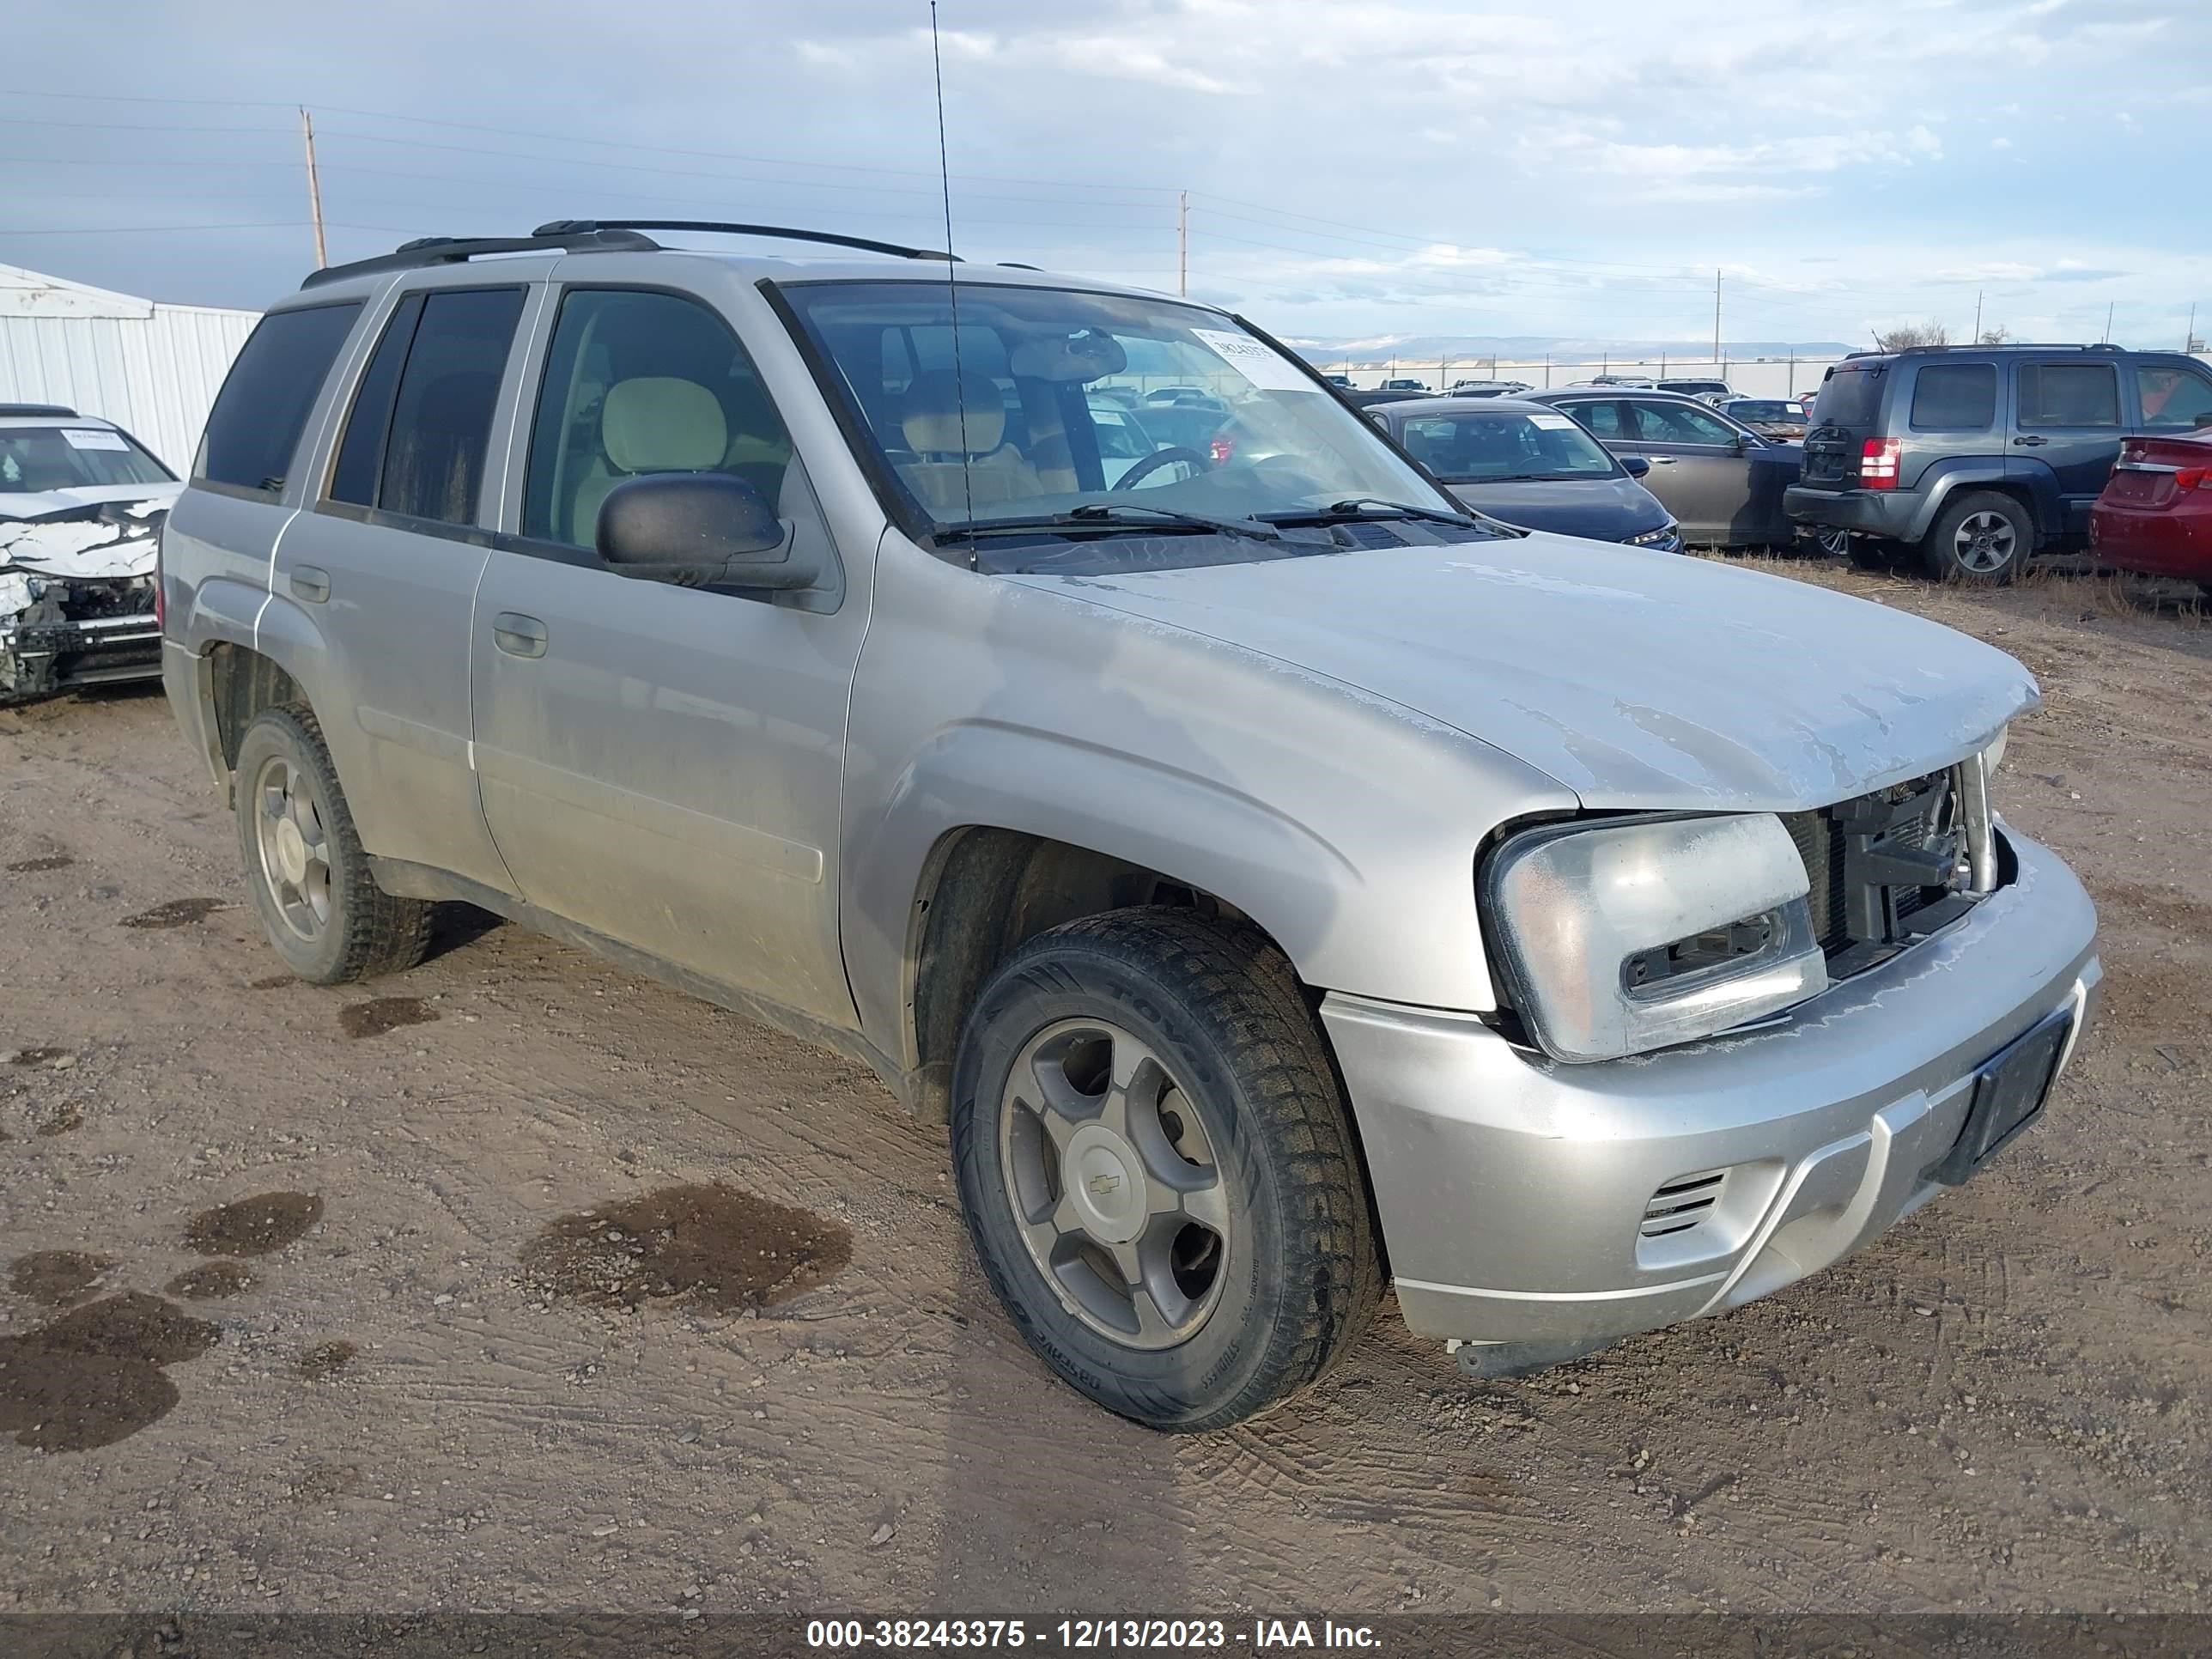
2013,435,2048,447
492,612,547,658
290,565,331,603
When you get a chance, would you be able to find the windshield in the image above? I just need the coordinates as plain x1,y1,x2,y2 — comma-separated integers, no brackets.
781,281,1459,536
0,425,173,493
1730,401,1796,422
1395,409,1618,483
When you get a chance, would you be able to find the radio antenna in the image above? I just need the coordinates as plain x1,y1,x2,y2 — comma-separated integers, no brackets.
929,1,976,554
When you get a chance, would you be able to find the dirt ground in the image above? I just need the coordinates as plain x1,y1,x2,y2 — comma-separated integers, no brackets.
1,562,2208,1619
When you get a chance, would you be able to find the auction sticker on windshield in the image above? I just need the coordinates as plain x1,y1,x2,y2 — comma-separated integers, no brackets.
1528,412,1577,430
1190,328,1317,392
61,428,131,451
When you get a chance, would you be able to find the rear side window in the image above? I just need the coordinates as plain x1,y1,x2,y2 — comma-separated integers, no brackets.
372,288,526,525
2019,362,2120,428
327,293,424,507
1811,364,1884,426
2136,365,2212,430
195,302,361,494
1909,363,1996,431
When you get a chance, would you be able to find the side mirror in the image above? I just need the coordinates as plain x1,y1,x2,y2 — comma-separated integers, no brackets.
595,472,818,590
1620,455,1651,478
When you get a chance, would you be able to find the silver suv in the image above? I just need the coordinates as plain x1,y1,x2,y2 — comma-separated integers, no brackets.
160,222,2100,1431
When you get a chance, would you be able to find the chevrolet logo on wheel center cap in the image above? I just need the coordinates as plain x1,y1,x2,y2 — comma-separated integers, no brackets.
1063,1123,1146,1244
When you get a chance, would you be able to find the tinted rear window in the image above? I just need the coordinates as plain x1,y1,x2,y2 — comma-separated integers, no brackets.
195,303,361,494
1909,363,1996,431
376,288,525,524
2019,362,2120,428
1812,365,1885,426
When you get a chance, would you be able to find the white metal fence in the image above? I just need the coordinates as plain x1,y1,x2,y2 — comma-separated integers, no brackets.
1320,356,1842,401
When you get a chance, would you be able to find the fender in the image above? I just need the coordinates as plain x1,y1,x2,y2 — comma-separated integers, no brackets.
1905,459,2051,544
233,589,374,800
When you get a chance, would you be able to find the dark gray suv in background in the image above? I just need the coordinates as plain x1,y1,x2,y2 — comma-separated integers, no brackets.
1786,343,2212,581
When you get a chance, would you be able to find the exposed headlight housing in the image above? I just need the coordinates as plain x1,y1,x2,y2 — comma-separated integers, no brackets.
1626,520,1681,550
1980,724,2008,779
1484,813,1829,1063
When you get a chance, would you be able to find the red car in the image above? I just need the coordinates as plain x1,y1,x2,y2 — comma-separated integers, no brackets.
2090,428,2212,592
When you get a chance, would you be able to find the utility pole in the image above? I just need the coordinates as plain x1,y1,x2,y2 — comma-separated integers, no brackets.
300,106,327,270
2185,302,2197,354
1176,190,1187,298
2103,301,2114,345
1972,290,1983,343
1712,269,1722,372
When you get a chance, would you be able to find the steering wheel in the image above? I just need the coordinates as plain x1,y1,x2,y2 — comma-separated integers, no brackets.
1113,447,1209,490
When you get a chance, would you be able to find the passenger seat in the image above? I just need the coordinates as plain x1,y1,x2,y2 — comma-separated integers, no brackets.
896,371,1041,517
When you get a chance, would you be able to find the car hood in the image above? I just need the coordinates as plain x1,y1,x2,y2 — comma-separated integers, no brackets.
0,482,183,523
1008,532,2035,811
1443,475,1668,541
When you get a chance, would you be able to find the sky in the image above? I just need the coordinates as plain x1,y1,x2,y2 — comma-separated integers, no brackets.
5,0,2209,354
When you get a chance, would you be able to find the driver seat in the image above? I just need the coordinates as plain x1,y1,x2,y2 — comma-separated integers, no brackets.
896,371,1041,516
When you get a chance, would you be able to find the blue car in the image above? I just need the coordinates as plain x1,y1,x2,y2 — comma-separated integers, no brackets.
1367,397,1681,551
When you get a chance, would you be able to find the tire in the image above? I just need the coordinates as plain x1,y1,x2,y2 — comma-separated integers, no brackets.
1918,490,2030,584
232,703,432,984
950,908,1382,1431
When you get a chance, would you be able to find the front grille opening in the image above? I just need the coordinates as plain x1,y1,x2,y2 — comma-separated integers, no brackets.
1641,1170,1727,1239
1782,768,1973,980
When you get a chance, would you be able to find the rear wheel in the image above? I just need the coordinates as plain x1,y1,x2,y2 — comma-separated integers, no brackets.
1919,490,2030,584
950,908,1382,1431
233,704,433,984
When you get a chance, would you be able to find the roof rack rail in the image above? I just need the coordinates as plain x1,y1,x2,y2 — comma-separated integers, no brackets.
1856,341,2129,356
0,402,79,418
299,228,662,290
533,219,959,264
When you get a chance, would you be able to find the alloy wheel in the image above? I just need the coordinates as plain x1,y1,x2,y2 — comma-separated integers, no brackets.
251,753,334,942
998,1018,1231,1350
1953,510,2018,573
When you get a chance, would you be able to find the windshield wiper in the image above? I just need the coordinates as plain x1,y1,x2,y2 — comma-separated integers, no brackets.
1258,496,1486,530
947,502,1285,544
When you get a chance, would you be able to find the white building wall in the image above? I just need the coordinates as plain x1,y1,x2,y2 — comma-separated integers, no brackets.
0,266,259,473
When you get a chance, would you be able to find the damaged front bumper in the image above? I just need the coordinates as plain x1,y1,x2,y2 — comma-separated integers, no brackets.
1,501,165,705
1322,828,2099,1363
1,581,162,702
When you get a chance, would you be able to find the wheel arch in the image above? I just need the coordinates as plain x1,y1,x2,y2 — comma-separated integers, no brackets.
902,824,1305,1125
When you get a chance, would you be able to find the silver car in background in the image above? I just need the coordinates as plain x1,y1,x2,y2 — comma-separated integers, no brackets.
159,222,2098,1430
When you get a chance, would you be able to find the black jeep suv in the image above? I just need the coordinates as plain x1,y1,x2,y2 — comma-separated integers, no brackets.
1785,343,2212,581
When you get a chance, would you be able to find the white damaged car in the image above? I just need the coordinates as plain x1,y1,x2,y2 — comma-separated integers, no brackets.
1,405,178,705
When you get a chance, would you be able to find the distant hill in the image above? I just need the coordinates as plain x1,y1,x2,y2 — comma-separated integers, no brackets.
1289,334,1854,366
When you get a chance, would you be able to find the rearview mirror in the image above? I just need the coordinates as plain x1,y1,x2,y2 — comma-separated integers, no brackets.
596,473,818,590
1620,455,1651,478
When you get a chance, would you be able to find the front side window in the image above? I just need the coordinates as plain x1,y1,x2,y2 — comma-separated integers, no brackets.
196,302,361,494
779,280,1457,538
1395,409,1619,482
2136,365,2212,430
2019,362,2120,428
524,289,793,550
1627,400,1738,445
0,425,173,493
1909,363,1997,431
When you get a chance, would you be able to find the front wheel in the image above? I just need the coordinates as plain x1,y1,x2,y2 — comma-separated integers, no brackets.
1920,490,2030,584
950,908,1382,1431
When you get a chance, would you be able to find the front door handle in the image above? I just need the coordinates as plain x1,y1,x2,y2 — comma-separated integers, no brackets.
2013,435,2048,447
1650,455,1677,465
492,612,547,658
290,565,331,603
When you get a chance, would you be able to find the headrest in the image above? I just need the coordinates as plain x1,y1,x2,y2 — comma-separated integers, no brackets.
602,378,727,473
901,371,1006,455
